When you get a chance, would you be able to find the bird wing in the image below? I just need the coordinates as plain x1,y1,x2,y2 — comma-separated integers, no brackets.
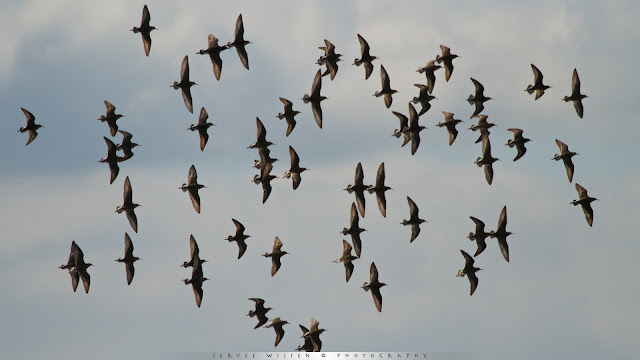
182,87,194,114
461,249,474,266
207,34,219,48
582,202,594,227
70,270,80,292
354,162,365,185
497,206,508,233
355,190,366,218
262,178,273,203
410,224,421,243
236,45,250,70
571,68,581,98
349,202,359,228
410,133,421,155
407,196,419,220
531,64,543,86
471,77,485,97
470,216,485,233
357,34,369,57
198,128,209,151
310,69,323,97
375,162,386,187
26,130,38,146
468,272,479,296
514,142,527,161
79,269,91,294
271,256,282,276
232,218,246,235
192,283,204,307
124,233,134,258
408,103,419,129
256,117,267,143
481,131,492,158
369,262,379,283
363,61,374,80
380,65,390,90
289,146,300,168
342,239,353,254
371,287,383,312
273,236,283,252
448,125,459,146
189,188,201,213
209,52,223,81
180,55,190,82
126,262,135,285
311,101,323,129
234,14,245,43
573,98,584,119
142,32,151,57
274,325,285,347
108,160,120,185
188,165,198,185
21,108,36,126
141,5,151,27
563,157,575,183
344,261,354,283
237,240,248,259
556,139,568,153
123,176,133,204
392,111,408,131
104,100,116,116
497,236,510,262
190,234,200,259
126,209,138,233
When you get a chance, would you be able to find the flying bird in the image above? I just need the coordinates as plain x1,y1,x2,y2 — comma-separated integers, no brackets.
571,183,598,227
467,78,492,118
317,39,342,80
475,132,499,185
437,111,464,146
98,101,124,137
401,196,427,243
302,318,326,352
362,262,387,312
332,239,358,282
342,202,366,258
489,206,512,262
412,84,437,116
183,234,207,268
367,163,392,217
276,97,301,137
115,176,141,233
416,60,441,94
353,34,377,80
457,250,481,296
117,130,139,161
225,14,251,70
552,139,579,183
248,117,274,149
403,103,426,155
526,64,551,100
283,146,307,190
296,325,315,352
254,147,278,173
505,128,531,161
131,5,156,56
302,69,327,128
99,137,123,185
248,298,272,329
469,114,496,144
265,317,289,347
374,65,397,108
180,165,206,214
563,68,588,118
197,34,229,80
435,45,459,82
18,108,43,146
59,241,92,293
391,110,410,146
344,162,370,217
115,233,140,285
188,107,216,151
468,217,489,257
183,257,208,308
172,55,197,113
226,219,251,259
263,237,289,276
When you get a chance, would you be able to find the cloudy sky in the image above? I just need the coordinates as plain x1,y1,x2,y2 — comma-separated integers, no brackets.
1,0,639,359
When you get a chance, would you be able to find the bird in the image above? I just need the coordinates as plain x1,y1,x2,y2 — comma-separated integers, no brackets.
435,45,459,82
188,107,216,151
469,114,496,143
263,237,289,276
131,5,156,57
457,250,481,296
416,60,441,94
391,110,410,146
248,117,274,149
489,206,512,262
59,241,92,293
296,325,315,352
317,39,342,80
248,298,272,329
115,176,140,233
403,103,427,155
283,146,307,190
505,128,531,161
180,165,206,214
115,233,140,285
197,34,229,80
332,239,358,282
344,162,370,217
226,219,251,259
260,168,277,204
526,64,551,100
353,34,377,80
367,162,392,217
475,132,499,185
225,14,251,70
467,78,492,118
571,183,598,227
437,111,464,146
362,262,387,312
254,146,278,173
171,55,197,113
374,65,397,108
18,108,43,146
276,97,301,137
302,318,326,352
302,69,327,128
183,256,208,308
412,84,437,116
116,130,139,161
98,101,124,137
563,68,588,118
265,317,289,347
401,196,427,243
468,216,489,257
99,137,124,185
342,202,366,258
552,139,579,183
182,234,207,268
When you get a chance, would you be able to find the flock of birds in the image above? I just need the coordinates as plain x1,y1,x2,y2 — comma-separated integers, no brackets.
13,5,598,351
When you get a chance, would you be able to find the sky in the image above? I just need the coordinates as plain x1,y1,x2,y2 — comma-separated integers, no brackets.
1,0,639,359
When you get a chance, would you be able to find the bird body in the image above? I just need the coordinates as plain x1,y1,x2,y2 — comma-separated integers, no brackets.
116,130,139,161
248,298,272,329
412,84,437,115
416,60,441,94
317,39,342,80
99,137,124,184
469,114,496,143
59,241,92,293
475,132,499,185
183,257,208,307
265,317,289,347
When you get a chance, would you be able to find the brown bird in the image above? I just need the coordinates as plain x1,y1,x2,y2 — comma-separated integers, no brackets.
367,163,392,217
276,97,301,137
563,68,588,118
317,39,342,80
412,84,437,116
183,256,208,307
403,103,427,155
265,317,289,347
283,146,307,190
342,202,366,258
457,249,481,296
226,219,251,259
115,233,140,285
99,137,124,185
117,130,139,161
131,5,156,57
489,206,512,262
552,139,579,183
182,234,207,268
302,69,327,128
571,183,598,227
353,34,377,80
526,64,551,100
263,237,289,276
344,162,370,217
172,55,197,113
401,196,427,243
98,101,124,137
254,147,278,174
302,318,326,352
59,241,92,293
180,165,206,214
362,262,387,312
467,78,492,118
374,65,397,108
332,239,358,282
506,128,531,161
468,216,489,257
248,298,272,329
475,132,499,185
437,111,464,146
416,60,441,94
115,176,141,233
435,45,459,82
296,325,315,352
225,14,251,70
197,34,229,80
18,108,43,145
248,117,274,150
188,107,216,151
469,114,496,144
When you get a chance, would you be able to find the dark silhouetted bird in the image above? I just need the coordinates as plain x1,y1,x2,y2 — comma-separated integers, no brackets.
131,5,156,57
117,130,139,161
572,183,598,227
435,45,459,82
563,68,588,118
225,14,251,70
248,298,272,329
552,139,579,183
468,216,489,257
403,103,426,155
526,64,551,100
391,110,410,146
180,165,206,214
367,163,392,217
467,78,492,118
302,318,326,352
99,137,123,185
198,34,229,80
416,60,441,94
354,34,377,80
342,202,366,258
362,262,386,312
332,239,358,282
412,84,437,115
188,107,216,151
98,101,124,137
296,325,315,352
469,114,496,143
115,176,140,233
283,146,307,190
248,117,274,150
265,317,289,347
344,162,370,217
226,219,251,259
18,108,42,146
475,132,499,185
183,257,208,308
506,128,531,161
172,55,197,113
438,111,464,146
302,69,327,128
276,97,301,137
115,233,140,285
254,147,278,174
59,241,92,293
317,39,342,80
183,234,207,268
263,237,289,276
457,250,481,296
374,65,397,108
402,196,427,243
489,206,512,262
